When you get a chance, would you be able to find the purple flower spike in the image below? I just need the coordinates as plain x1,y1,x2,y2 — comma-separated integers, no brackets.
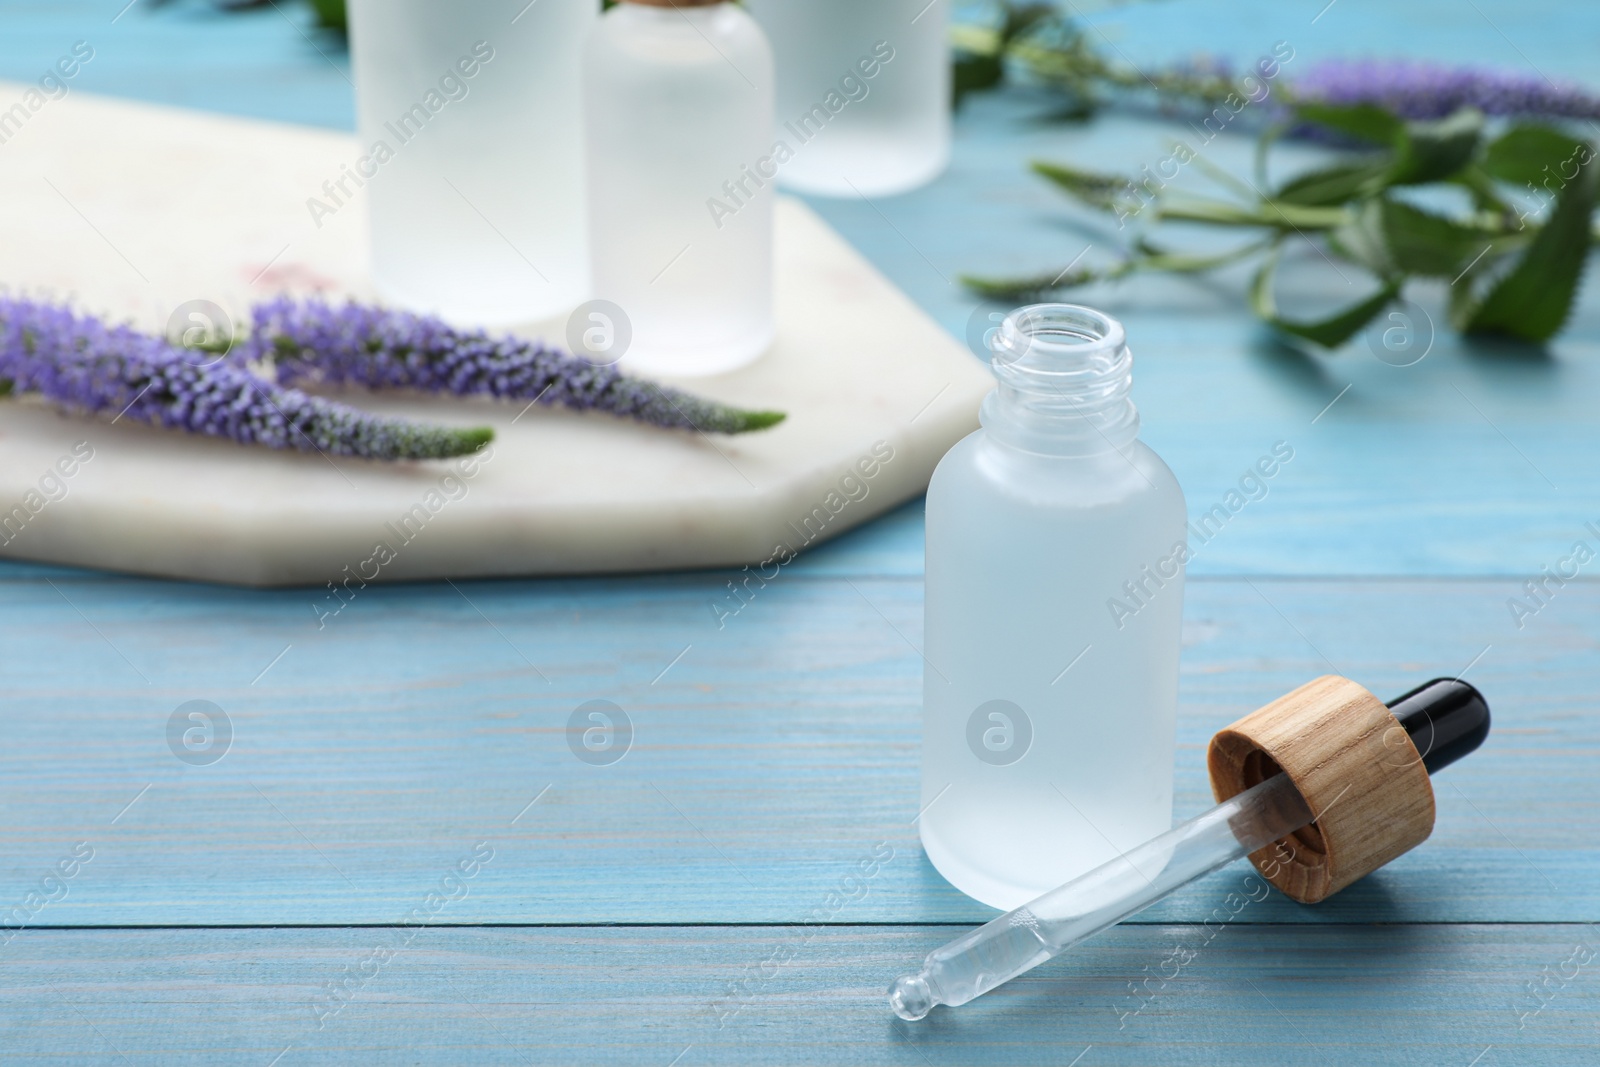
240,297,786,435
0,297,492,461
1294,59,1600,122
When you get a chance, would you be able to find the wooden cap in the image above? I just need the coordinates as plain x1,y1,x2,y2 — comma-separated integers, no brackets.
1207,674,1436,904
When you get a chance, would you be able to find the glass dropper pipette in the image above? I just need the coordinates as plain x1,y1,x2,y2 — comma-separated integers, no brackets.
889,677,1491,1021
888,769,1309,1020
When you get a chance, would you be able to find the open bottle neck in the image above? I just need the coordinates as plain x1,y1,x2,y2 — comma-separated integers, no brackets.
980,304,1141,457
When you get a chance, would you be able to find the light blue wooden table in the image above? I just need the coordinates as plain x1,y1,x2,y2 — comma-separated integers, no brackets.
2,1,1597,1063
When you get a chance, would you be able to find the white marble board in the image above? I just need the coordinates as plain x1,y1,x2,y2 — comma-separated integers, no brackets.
0,86,992,586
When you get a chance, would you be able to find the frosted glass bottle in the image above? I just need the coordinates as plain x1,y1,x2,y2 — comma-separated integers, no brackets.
583,0,776,377
346,0,593,326
744,0,950,197
920,305,1186,911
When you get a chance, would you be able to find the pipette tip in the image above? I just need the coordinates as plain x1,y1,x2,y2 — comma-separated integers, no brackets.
888,972,936,1021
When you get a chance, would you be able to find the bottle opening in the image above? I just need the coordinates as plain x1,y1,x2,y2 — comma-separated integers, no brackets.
980,303,1139,454
988,303,1131,403
989,303,1130,395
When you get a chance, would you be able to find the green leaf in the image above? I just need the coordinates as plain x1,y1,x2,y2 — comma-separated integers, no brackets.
725,410,787,433
1291,102,1403,146
1249,248,1401,349
951,4,1058,107
1326,201,1391,275
1452,168,1515,215
953,53,1005,106
1003,2,1059,40
1378,199,1488,277
1461,146,1599,341
1481,125,1589,188
1030,160,1134,212
1274,158,1391,206
949,24,1005,57
1331,190,1524,275
960,267,1096,302
307,0,346,32
1387,108,1484,186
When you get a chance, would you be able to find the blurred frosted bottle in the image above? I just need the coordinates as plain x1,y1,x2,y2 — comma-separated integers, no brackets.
921,305,1186,911
745,0,950,197
346,0,594,326
583,0,776,376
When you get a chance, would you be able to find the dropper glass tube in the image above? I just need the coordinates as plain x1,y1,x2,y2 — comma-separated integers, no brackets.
889,676,1491,1021
889,771,1313,1021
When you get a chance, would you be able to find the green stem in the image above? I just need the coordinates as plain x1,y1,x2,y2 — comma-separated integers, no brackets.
1157,197,1353,231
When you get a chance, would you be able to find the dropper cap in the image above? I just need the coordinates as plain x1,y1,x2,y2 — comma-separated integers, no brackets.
1208,674,1492,904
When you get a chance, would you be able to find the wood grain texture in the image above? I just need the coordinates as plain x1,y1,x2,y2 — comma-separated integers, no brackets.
2,925,1596,1066
1210,675,1435,904
1,575,1592,925
0,0,356,130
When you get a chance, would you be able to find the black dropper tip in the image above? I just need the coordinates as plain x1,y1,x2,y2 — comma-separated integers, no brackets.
1386,678,1492,775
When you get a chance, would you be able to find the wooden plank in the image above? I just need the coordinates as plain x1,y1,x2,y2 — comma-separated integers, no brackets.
2,924,1594,1065
2,575,1593,925
1088,0,1595,83
0,0,355,131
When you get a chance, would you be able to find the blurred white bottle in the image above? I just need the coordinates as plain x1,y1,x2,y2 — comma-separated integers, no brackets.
583,0,776,377
346,0,594,326
921,305,1186,911
745,0,950,197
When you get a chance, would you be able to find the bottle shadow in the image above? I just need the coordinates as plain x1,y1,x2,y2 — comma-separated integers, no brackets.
1456,332,1558,367
1246,323,1567,411
1245,330,1342,401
